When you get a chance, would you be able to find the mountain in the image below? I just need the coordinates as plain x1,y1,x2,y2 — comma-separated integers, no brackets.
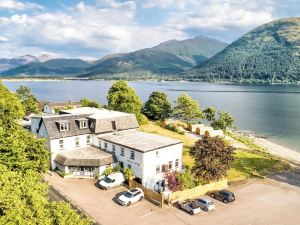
184,18,300,83
0,55,38,72
0,54,55,73
79,36,227,78
1,59,90,77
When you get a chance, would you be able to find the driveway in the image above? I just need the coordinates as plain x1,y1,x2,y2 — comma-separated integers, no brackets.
45,171,300,225
44,173,160,225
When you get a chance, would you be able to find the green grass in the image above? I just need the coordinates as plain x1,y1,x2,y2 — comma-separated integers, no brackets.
140,122,290,182
228,132,267,151
227,150,291,182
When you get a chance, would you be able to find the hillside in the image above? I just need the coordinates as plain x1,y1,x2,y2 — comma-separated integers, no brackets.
1,58,90,77
79,36,227,78
184,18,300,83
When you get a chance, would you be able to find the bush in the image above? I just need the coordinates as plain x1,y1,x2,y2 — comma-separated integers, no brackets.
103,167,113,176
123,168,133,182
179,170,200,189
136,113,149,125
175,126,185,135
166,123,176,131
113,163,122,172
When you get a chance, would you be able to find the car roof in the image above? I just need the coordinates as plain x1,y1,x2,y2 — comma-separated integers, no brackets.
129,188,140,193
198,197,211,202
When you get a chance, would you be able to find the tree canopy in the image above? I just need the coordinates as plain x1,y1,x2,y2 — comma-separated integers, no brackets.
211,111,235,132
173,93,203,123
80,98,101,108
203,107,216,122
142,91,172,120
16,85,41,115
0,82,92,225
107,80,142,115
190,136,235,182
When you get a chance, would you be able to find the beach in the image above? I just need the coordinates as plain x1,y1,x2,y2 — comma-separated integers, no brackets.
254,137,300,164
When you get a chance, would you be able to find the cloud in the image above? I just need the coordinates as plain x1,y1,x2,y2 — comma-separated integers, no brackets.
0,35,9,42
0,1,188,58
0,0,43,11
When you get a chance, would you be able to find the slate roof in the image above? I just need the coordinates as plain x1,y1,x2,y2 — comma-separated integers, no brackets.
99,130,182,153
38,114,92,139
54,146,116,166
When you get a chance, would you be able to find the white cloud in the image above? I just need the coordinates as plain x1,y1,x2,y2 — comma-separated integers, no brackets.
0,35,9,42
143,0,187,9
0,1,188,58
0,0,43,11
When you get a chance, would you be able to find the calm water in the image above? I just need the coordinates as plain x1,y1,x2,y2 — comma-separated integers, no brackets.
3,80,300,152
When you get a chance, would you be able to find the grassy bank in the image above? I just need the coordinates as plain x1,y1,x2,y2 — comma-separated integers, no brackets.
140,122,290,183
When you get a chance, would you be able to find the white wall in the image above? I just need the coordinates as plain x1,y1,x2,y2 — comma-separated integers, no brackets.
44,105,54,114
98,139,143,179
142,143,183,190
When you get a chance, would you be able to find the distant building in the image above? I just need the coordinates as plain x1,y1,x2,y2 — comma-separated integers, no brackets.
31,107,183,191
43,101,81,114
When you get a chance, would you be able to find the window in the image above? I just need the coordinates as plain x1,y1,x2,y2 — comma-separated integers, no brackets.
59,122,69,131
104,142,107,149
86,135,91,145
156,165,161,174
120,148,124,156
111,121,116,130
175,159,179,168
75,137,80,147
168,161,173,170
127,164,131,169
119,161,124,168
130,150,135,160
59,139,64,149
112,145,115,153
156,151,159,158
79,120,88,129
99,140,101,148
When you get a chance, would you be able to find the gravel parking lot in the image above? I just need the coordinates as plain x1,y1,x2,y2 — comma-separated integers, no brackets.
45,170,300,225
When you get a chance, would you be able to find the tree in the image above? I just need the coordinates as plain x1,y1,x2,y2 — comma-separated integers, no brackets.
211,111,235,132
203,107,216,122
165,171,181,192
142,91,172,120
107,80,142,115
80,98,101,108
16,85,40,115
173,93,203,124
190,136,235,182
0,82,92,225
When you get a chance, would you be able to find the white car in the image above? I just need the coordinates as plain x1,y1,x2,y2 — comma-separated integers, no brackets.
118,188,144,206
98,172,125,190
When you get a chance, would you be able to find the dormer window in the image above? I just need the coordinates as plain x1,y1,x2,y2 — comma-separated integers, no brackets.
80,120,88,129
58,122,69,132
76,118,88,129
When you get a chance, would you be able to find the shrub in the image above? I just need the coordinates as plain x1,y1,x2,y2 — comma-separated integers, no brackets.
166,123,176,131
113,163,122,172
179,170,200,189
136,113,149,125
103,167,113,176
123,168,133,182
175,126,185,135
165,171,181,192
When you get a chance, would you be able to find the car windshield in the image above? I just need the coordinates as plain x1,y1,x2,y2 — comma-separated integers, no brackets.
104,177,113,183
124,192,133,198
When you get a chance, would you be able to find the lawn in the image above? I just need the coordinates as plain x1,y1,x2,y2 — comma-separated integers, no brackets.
140,122,290,183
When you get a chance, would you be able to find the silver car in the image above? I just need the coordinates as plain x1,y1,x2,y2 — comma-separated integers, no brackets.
177,200,201,215
195,197,215,211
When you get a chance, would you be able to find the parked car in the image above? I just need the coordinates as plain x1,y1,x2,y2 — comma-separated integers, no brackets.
195,197,215,211
118,188,144,206
97,172,125,189
177,200,201,215
210,190,235,203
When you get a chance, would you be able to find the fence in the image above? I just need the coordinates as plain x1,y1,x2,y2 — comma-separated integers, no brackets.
128,179,164,208
167,179,228,205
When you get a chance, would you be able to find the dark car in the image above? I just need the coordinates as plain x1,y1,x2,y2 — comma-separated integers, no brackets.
210,190,235,203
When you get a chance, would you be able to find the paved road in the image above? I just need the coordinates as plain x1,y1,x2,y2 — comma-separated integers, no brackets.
45,171,300,225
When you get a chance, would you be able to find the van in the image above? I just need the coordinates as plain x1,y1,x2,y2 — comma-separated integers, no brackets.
97,172,125,189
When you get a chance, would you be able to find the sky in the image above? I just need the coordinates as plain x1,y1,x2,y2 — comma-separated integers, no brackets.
0,0,299,60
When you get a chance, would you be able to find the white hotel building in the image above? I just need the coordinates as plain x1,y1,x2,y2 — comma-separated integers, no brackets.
31,107,183,191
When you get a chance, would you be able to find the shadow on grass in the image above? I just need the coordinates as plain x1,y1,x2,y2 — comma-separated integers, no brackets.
266,169,300,188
